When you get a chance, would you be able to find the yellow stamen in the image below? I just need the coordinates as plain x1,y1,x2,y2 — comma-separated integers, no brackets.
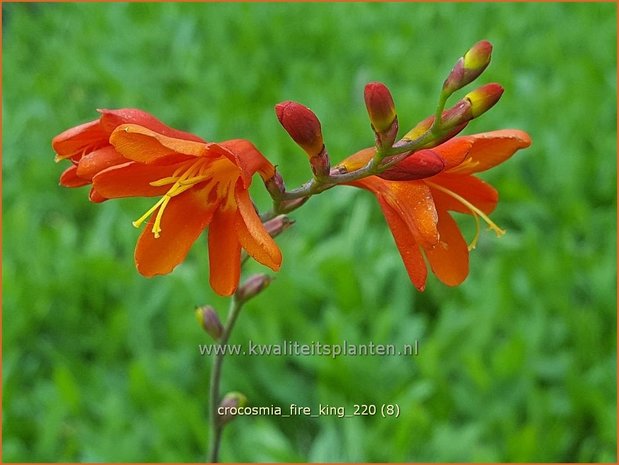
426,181,505,250
132,158,210,238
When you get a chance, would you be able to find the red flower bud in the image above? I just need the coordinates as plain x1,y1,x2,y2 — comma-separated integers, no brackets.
275,101,324,156
465,83,504,117
379,149,445,181
364,82,397,133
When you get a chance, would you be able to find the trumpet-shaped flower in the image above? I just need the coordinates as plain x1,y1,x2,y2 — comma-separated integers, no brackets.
337,129,531,290
52,108,204,201
91,124,282,296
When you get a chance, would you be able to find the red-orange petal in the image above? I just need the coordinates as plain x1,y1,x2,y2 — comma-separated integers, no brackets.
234,187,282,270
59,164,90,187
428,173,498,215
109,124,221,164
52,119,107,160
424,208,469,286
75,146,128,181
219,139,275,187
448,129,531,174
92,161,183,198
354,177,439,249
208,208,242,296
98,108,206,143
376,196,428,291
134,190,216,277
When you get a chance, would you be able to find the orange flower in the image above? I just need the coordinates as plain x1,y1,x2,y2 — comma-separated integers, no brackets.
52,109,204,201
338,129,531,291
91,124,282,296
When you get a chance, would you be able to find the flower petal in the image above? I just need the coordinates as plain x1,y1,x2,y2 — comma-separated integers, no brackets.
448,129,531,174
208,208,242,296
110,124,223,163
428,173,498,215
98,108,206,143
424,208,469,286
353,177,439,249
92,161,185,198
75,146,128,181
134,190,216,277
375,195,428,291
235,187,282,270
52,119,107,160
59,164,90,187
219,139,275,187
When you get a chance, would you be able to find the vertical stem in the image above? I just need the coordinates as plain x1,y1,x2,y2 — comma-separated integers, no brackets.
207,296,244,462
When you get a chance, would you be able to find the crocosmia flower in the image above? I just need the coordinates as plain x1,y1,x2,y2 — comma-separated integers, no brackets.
91,124,282,296
337,129,531,291
52,108,204,201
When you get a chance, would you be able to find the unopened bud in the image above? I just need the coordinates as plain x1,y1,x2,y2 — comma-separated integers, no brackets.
195,305,224,340
235,273,272,303
443,40,493,94
464,83,504,117
275,101,324,156
275,101,330,178
364,82,397,134
263,214,294,238
402,103,470,146
364,82,399,151
218,391,248,426
379,149,445,181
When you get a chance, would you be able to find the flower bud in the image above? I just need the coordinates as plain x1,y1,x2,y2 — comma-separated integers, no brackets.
275,101,330,178
195,305,224,340
364,82,397,133
235,273,272,303
443,40,493,94
263,214,295,238
275,101,324,156
364,82,399,150
218,391,248,427
464,83,504,117
379,149,445,181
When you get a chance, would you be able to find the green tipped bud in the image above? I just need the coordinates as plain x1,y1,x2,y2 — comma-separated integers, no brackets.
235,273,272,303
443,40,493,94
364,82,397,132
364,82,399,149
218,391,248,426
195,305,224,340
464,83,504,117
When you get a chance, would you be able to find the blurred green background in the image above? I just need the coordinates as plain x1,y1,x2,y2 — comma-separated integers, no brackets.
2,2,616,462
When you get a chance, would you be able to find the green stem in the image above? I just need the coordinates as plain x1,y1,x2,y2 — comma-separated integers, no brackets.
207,296,244,462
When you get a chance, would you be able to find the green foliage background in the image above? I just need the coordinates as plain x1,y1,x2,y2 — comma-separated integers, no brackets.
2,2,616,462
